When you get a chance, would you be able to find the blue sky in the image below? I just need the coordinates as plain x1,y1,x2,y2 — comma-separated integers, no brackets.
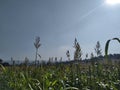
0,0,120,61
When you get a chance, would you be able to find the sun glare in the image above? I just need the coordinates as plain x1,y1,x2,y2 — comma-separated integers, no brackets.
106,0,120,5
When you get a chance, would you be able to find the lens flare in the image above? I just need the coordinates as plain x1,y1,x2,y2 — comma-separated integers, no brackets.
106,0,120,5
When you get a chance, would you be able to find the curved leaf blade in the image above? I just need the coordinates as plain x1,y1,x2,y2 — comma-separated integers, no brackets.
105,39,111,58
112,38,120,43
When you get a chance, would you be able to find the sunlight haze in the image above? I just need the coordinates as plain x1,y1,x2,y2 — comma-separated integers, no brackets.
0,0,120,61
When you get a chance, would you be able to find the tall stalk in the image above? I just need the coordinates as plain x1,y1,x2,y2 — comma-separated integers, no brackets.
34,36,41,66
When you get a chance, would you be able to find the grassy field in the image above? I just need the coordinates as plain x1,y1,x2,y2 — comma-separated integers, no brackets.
0,61,120,90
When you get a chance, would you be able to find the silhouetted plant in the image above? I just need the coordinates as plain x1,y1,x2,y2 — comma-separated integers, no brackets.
34,36,41,66
60,57,62,62
73,38,82,60
94,41,102,57
90,52,95,66
66,50,70,60
55,57,57,63
11,57,15,66
24,57,29,66
85,53,88,59
90,52,94,59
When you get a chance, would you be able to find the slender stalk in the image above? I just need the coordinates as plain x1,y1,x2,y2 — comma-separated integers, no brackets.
35,48,38,66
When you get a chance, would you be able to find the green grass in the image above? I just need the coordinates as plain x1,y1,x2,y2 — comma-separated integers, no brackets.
0,62,120,90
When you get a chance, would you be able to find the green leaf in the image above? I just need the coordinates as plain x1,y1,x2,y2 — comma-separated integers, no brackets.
52,80,57,86
65,87,79,90
112,38,120,43
105,39,111,58
20,72,26,80
28,83,34,90
0,64,6,72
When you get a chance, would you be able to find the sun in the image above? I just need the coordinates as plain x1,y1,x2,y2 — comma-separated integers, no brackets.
106,0,120,5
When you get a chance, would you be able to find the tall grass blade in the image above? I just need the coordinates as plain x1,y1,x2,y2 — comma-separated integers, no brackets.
65,87,79,90
0,64,6,72
28,83,34,90
105,39,111,63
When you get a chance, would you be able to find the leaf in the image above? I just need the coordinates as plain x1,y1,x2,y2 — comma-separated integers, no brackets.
28,83,34,90
105,39,111,58
52,80,57,86
112,38,120,43
20,72,26,80
65,87,79,90
0,64,6,72
105,38,120,58
37,53,41,58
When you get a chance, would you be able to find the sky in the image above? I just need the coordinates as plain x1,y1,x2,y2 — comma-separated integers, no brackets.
0,0,120,62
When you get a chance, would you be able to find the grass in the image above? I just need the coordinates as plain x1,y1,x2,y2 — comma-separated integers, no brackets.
0,61,120,90
0,37,120,90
